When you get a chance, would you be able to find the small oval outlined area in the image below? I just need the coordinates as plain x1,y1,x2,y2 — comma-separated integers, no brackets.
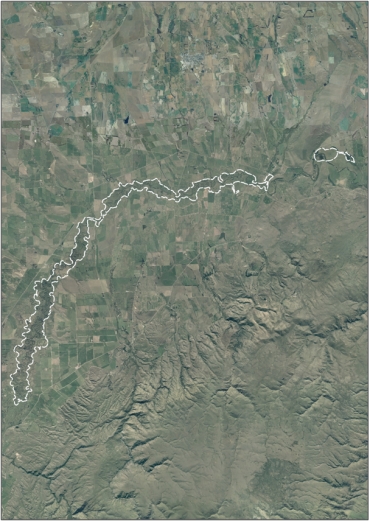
313,146,355,164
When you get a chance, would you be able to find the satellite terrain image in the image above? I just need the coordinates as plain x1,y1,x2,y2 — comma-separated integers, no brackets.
1,1,368,519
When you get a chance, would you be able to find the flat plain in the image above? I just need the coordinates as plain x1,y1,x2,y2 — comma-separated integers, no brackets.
1,2,368,519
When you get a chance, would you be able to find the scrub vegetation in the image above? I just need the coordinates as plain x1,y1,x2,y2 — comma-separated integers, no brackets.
2,2,367,519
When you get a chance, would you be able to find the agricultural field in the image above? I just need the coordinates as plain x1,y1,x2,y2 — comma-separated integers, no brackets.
1,2,368,519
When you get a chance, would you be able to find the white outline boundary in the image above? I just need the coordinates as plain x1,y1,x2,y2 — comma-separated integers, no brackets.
313,146,355,164
10,169,274,405
8,144,357,406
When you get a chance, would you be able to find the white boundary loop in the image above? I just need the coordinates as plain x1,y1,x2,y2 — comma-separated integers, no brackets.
10,169,274,405
313,146,355,164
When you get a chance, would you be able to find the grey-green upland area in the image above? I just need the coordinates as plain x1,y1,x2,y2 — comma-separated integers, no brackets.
1,1,368,519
